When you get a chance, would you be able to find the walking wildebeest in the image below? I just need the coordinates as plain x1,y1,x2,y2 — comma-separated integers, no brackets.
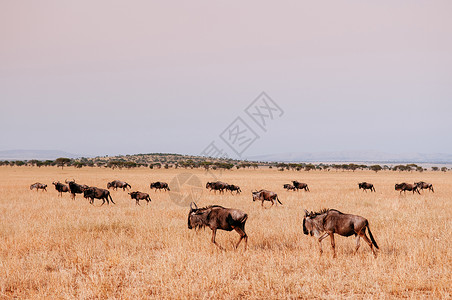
150,181,170,191
187,202,248,250
252,189,282,207
83,187,115,205
303,209,379,258
128,191,151,205
107,180,131,191
292,181,310,191
358,182,376,192
226,184,241,194
415,181,434,193
206,181,228,194
52,181,69,196
395,183,420,194
283,184,296,191
30,182,47,191
65,179,89,200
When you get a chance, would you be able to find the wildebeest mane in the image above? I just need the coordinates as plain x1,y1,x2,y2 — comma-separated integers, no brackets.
192,205,225,213
309,208,344,217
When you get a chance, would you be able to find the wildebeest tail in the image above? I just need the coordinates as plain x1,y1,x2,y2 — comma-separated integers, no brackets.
108,193,116,204
367,225,379,249
276,195,283,205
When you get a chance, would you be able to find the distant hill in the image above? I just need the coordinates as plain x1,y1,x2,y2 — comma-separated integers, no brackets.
248,151,452,164
0,150,82,160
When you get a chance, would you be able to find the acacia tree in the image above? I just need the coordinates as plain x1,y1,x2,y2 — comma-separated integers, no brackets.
55,157,71,169
370,165,382,173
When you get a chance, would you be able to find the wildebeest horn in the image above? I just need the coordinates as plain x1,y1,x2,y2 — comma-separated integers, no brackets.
304,209,309,216
190,202,198,210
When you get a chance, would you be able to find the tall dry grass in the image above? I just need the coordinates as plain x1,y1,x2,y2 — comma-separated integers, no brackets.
0,166,451,298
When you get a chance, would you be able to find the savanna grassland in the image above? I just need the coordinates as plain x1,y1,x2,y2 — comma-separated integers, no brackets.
0,166,451,299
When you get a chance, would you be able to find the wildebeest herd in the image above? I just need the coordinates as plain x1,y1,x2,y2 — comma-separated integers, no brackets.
29,178,435,256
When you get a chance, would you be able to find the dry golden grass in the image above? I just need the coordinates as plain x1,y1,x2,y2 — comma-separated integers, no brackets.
0,166,451,299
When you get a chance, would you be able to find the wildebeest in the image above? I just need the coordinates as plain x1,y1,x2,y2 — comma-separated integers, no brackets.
395,183,420,194
83,187,115,205
128,191,151,205
52,181,69,196
30,182,47,191
150,181,170,191
65,179,89,200
107,180,131,191
187,202,248,250
358,182,376,192
226,184,241,194
415,181,434,193
292,180,310,192
283,184,296,191
303,209,379,258
206,181,228,194
252,189,282,207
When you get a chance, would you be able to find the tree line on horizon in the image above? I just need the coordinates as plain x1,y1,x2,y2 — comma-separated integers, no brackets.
0,157,449,172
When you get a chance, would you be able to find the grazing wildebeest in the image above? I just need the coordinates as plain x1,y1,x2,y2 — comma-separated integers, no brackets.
107,180,131,191
128,191,151,205
252,189,282,207
65,179,89,200
292,181,310,191
30,182,47,192
358,182,376,192
83,187,115,205
395,183,420,194
283,184,296,191
303,209,379,258
150,181,170,191
206,181,228,194
226,184,241,194
187,202,248,250
415,181,434,193
52,181,69,196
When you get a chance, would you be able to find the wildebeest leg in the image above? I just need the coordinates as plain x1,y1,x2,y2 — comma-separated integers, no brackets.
354,234,361,254
318,233,329,254
359,230,376,257
211,229,224,250
329,233,336,258
234,227,247,250
136,200,140,205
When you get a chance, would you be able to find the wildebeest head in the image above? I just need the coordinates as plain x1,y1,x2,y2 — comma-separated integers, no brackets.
107,182,112,189
187,202,207,229
302,209,323,237
251,191,260,201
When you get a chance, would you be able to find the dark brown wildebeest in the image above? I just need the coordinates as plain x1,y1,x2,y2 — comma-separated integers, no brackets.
66,179,89,200
252,189,282,207
283,184,296,191
128,191,151,205
395,183,420,195
52,181,69,196
303,209,379,258
107,180,131,191
83,187,115,205
415,181,434,193
30,182,47,191
292,181,310,192
188,202,248,250
226,184,241,194
206,181,228,194
150,181,170,191
358,182,376,192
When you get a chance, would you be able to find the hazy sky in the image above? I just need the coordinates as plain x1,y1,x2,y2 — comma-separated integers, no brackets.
1,1,451,158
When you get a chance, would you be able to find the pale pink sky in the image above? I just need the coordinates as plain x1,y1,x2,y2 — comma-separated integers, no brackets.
1,1,451,157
